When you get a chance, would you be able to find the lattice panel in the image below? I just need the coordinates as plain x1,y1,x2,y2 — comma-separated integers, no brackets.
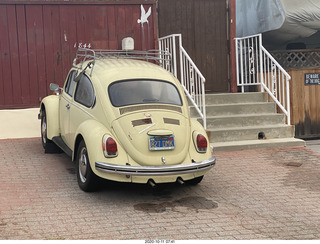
270,49,320,69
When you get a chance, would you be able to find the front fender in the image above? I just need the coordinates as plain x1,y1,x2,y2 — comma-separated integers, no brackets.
73,120,128,175
40,95,60,140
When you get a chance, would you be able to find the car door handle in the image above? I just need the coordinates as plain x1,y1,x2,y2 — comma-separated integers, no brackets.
66,104,70,109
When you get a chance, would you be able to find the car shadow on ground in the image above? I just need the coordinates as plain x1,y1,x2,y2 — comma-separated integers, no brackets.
92,177,187,198
91,179,219,214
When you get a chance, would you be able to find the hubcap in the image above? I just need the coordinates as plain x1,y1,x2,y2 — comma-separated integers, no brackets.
79,147,88,183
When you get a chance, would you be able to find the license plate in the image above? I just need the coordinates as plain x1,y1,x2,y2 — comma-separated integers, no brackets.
149,135,175,151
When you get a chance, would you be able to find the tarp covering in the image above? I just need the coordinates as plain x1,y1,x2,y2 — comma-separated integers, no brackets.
237,0,320,44
236,0,285,38
265,0,320,44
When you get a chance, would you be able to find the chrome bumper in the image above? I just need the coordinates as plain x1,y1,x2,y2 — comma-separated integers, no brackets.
95,156,216,176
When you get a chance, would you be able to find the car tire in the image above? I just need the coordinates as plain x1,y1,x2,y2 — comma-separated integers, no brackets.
185,176,203,186
41,109,61,153
41,110,53,150
76,140,98,192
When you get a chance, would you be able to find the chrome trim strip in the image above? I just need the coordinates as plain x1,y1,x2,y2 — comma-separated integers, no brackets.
95,156,216,176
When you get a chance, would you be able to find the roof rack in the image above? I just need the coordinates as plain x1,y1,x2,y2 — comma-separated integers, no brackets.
72,48,173,75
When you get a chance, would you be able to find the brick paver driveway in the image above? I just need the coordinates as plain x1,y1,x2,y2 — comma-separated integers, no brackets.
1,138,320,240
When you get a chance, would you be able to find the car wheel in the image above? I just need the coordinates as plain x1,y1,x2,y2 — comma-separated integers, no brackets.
185,176,203,186
41,110,52,150
76,140,98,192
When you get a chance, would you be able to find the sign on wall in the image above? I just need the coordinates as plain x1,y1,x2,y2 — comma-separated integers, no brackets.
305,73,320,85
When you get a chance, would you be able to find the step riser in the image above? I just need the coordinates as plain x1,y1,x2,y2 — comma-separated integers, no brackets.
204,92,268,104
190,103,276,117
207,126,295,142
198,114,285,128
211,139,306,152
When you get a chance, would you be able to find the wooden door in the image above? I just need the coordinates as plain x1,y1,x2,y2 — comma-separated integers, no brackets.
158,0,229,92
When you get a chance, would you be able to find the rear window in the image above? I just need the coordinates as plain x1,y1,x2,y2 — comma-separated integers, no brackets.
108,80,183,107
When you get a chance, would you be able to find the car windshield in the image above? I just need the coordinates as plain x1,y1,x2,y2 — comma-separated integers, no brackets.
108,79,183,107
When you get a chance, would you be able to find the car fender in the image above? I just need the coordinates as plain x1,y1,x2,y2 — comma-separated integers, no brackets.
40,95,60,140
190,118,207,134
188,118,212,162
73,119,128,174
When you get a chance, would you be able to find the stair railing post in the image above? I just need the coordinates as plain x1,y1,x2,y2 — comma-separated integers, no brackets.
259,34,265,92
286,76,291,125
202,80,207,129
172,35,177,77
239,39,244,93
178,34,184,87
235,37,240,92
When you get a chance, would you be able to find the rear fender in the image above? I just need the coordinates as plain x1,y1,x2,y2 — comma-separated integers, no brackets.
73,120,128,176
188,118,212,162
40,95,60,140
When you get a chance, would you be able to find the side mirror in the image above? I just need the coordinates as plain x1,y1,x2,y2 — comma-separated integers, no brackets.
49,83,59,91
49,83,61,95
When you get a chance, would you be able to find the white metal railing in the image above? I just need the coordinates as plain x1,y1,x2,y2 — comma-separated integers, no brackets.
158,35,178,77
235,34,291,125
159,34,207,129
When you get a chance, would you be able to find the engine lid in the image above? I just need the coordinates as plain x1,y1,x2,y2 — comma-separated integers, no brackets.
111,110,190,166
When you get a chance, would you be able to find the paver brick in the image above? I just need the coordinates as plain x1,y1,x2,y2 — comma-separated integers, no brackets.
1,138,320,240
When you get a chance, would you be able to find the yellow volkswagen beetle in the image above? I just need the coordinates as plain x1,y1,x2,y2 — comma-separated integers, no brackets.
39,49,215,192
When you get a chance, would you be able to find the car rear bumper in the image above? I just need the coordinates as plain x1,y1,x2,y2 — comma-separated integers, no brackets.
95,156,216,176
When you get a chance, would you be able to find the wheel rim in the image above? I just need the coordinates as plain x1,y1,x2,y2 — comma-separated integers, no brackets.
41,117,47,144
79,147,88,183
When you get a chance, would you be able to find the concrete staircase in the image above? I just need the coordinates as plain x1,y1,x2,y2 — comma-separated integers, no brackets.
190,92,305,152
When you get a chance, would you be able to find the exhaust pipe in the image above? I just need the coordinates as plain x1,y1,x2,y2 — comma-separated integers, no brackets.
148,179,156,188
176,177,185,185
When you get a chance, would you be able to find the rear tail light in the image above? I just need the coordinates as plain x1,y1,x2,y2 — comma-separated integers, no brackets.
195,133,208,153
103,137,118,157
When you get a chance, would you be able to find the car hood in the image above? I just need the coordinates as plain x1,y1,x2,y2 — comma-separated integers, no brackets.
111,109,190,166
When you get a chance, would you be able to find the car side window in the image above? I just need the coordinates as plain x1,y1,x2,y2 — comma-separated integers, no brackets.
74,74,95,108
64,70,76,97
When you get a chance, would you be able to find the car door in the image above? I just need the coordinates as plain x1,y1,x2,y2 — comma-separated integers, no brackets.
60,70,76,148
69,74,96,145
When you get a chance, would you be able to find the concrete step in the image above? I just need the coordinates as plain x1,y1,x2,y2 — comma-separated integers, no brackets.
207,124,295,142
189,92,306,151
190,102,276,117
204,92,268,104
211,138,306,152
198,113,285,128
